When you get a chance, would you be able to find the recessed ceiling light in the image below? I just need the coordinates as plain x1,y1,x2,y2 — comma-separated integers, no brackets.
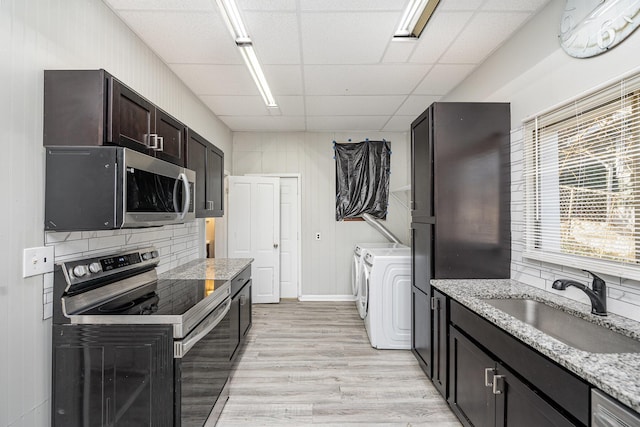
394,0,440,38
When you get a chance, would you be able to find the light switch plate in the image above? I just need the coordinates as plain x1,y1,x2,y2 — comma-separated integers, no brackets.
23,246,55,278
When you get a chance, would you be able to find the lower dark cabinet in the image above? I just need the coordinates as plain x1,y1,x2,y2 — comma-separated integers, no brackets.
52,324,174,427
432,289,448,398
412,286,432,377
449,327,575,427
230,275,252,362
239,279,252,338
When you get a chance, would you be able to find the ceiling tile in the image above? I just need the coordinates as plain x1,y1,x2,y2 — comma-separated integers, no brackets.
307,116,390,131
304,64,430,96
382,115,414,132
299,0,406,11
170,64,257,95
300,12,400,64
244,12,300,64
413,64,476,95
409,11,474,63
105,0,214,11
239,0,297,11
117,10,239,64
440,12,531,63
382,39,418,63
306,96,406,116
482,0,550,11
438,0,484,11
395,95,441,116
220,115,306,131
263,65,304,95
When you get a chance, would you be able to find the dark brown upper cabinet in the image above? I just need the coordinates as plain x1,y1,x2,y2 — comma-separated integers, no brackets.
44,69,186,167
186,129,224,217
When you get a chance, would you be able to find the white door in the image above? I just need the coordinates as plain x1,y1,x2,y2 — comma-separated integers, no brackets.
279,177,299,298
228,176,280,303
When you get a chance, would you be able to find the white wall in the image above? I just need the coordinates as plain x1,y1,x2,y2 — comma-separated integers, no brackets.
0,1,232,426
232,131,411,298
443,0,640,321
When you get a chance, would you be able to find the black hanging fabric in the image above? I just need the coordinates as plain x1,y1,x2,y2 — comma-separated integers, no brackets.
334,140,391,221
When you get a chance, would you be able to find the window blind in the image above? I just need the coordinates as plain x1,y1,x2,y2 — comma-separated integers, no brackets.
523,72,640,279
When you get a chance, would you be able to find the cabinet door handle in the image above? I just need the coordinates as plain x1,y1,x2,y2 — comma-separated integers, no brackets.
273,243,279,249
484,368,495,387
430,297,440,310
156,136,164,151
207,201,214,210
147,133,160,149
492,375,505,395
240,295,247,305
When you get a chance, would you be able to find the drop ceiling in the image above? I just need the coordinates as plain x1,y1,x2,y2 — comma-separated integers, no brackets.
103,0,551,132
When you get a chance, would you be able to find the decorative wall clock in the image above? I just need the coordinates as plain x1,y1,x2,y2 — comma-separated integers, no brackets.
559,0,640,58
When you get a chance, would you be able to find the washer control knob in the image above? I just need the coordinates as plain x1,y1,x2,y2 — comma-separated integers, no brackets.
72,265,88,277
88,262,102,274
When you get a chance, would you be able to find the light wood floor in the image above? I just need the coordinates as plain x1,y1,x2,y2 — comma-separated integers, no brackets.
216,300,461,426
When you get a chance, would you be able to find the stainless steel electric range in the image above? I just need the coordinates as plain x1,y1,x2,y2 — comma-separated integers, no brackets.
51,247,232,427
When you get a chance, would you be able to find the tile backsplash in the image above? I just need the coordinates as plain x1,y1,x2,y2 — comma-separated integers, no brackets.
510,128,640,322
42,221,203,319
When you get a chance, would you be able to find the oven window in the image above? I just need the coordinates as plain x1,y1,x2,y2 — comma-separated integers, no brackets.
126,168,186,213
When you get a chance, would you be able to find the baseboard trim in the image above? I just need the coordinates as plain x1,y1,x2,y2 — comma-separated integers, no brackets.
298,295,356,302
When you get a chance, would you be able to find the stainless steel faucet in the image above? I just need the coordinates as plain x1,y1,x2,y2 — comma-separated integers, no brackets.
551,270,607,316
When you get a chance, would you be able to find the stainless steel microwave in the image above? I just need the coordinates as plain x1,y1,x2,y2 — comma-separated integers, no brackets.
45,147,195,230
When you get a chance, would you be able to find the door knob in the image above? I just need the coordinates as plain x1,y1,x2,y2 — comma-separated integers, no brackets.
273,243,279,248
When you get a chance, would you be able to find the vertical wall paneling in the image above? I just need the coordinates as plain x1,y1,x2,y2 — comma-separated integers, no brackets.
232,131,411,298
0,1,231,426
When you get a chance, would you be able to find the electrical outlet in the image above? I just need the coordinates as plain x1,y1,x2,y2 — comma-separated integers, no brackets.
23,246,55,278
315,232,321,240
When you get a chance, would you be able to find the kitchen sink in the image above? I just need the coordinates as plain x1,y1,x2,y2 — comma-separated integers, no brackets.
483,298,640,354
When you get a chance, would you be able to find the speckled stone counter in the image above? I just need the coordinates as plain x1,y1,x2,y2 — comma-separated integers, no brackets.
159,258,253,281
431,279,640,412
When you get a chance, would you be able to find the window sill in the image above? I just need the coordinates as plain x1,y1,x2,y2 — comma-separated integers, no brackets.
523,250,640,282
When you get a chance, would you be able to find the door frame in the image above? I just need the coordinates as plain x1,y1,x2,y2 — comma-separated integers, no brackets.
247,173,302,299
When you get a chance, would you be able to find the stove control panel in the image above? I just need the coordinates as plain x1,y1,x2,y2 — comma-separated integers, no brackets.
62,247,160,290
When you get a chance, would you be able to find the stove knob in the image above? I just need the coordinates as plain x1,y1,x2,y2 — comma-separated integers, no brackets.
151,250,159,258
72,265,88,277
88,262,102,274
142,252,152,261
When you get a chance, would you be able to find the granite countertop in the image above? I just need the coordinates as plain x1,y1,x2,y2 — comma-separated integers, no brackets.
158,258,253,281
431,279,640,412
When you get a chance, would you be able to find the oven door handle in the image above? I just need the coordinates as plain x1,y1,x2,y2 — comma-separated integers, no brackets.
175,298,230,358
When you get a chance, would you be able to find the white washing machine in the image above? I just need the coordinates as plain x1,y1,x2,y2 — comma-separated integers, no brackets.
358,247,412,349
352,242,407,319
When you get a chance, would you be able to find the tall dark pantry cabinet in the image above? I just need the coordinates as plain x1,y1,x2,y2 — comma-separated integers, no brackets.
410,103,511,399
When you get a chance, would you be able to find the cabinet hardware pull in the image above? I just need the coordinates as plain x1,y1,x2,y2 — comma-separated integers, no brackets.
492,375,505,395
484,368,495,387
147,133,160,149
240,295,246,305
431,297,436,310
207,201,214,210
273,243,279,249
156,136,164,152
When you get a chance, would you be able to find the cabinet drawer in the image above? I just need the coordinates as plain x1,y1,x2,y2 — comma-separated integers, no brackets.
450,300,590,426
231,266,251,297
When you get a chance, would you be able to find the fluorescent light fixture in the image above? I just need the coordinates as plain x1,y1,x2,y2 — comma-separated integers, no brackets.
216,0,278,108
394,0,440,38
237,44,278,107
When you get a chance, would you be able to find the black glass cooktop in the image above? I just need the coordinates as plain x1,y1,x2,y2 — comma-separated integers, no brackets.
83,278,228,316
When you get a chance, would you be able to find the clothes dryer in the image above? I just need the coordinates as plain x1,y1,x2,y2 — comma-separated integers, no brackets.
359,247,411,349
352,242,407,318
